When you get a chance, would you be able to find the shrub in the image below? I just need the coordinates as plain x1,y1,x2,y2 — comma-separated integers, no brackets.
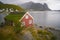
37,30,56,40
14,22,24,34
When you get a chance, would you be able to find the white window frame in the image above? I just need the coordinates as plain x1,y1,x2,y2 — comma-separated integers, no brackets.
21,22,25,26
29,20,32,24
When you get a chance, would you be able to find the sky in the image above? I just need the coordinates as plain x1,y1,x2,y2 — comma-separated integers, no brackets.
0,0,60,10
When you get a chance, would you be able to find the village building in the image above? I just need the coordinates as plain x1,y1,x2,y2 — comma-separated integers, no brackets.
15,9,19,12
0,9,5,12
0,8,19,13
9,8,14,12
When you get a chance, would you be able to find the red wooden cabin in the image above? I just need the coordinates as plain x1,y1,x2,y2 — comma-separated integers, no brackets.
19,12,33,27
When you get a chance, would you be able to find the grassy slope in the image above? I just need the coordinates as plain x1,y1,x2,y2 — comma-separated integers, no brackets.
5,12,26,23
0,4,24,11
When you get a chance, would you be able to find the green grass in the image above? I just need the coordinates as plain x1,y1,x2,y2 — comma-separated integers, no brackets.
5,12,26,23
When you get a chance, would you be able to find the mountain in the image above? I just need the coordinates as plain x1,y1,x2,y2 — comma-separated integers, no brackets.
0,1,3,4
20,1,51,11
43,3,51,11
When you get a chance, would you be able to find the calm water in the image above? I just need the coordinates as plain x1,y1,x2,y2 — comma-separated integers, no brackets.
0,11,60,29
0,13,7,24
29,11,60,29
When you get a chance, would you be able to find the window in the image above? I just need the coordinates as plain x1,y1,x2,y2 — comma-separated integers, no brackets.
21,22,25,26
25,15,28,19
29,20,32,24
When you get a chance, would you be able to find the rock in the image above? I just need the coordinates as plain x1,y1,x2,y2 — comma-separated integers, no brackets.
23,31,34,40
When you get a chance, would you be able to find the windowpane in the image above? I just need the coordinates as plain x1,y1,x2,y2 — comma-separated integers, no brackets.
29,20,32,24
22,22,25,26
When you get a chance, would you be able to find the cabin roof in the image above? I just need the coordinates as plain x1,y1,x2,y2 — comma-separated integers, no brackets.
19,12,34,21
5,12,26,23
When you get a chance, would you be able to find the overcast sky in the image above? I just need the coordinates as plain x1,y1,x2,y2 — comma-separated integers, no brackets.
0,0,60,10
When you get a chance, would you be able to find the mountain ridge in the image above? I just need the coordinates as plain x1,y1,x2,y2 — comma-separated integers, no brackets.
0,1,3,4
20,1,51,11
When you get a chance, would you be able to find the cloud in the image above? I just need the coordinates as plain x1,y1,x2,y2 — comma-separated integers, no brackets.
46,0,60,10
0,0,23,4
0,0,60,10
0,0,47,3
